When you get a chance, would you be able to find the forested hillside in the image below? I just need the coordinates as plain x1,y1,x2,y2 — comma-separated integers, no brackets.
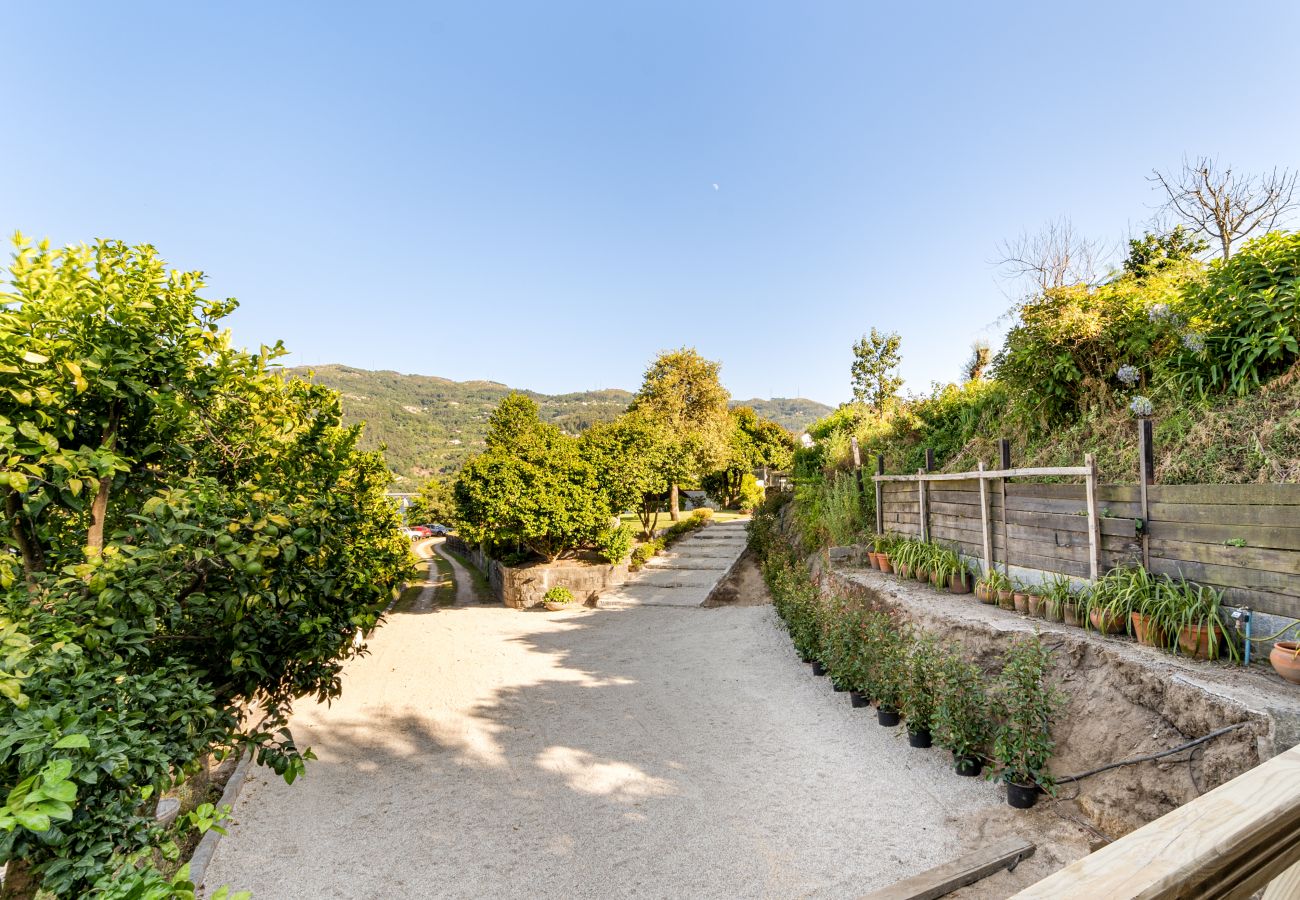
285,365,831,482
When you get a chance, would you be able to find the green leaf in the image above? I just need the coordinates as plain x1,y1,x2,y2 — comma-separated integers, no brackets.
21,350,49,364
53,733,90,749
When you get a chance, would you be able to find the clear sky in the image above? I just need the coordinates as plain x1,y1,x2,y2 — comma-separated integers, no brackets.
4,1,1299,406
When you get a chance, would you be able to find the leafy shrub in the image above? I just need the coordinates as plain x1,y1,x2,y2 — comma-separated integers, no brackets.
1174,230,1300,397
543,586,575,605
594,523,635,564
900,635,943,734
933,650,992,761
990,636,1063,791
629,543,657,571
0,238,413,895
691,507,714,522
737,473,765,512
792,470,864,551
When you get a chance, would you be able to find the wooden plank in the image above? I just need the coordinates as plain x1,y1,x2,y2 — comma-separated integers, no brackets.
1147,483,1300,506
979,463,992,578
918,469,929,543
1216,585,1300,622
1148,540,1300,576
1148,556,1300,596
1005,508,1138,537
1085,454,1101,580
1005,493,1143,519
1147,500,1300,528
1013,744,1300,900
874,465,1090,482
1009,548,1090,578
1146,521,1300,552
864,837,1036,900
999,476,1009,576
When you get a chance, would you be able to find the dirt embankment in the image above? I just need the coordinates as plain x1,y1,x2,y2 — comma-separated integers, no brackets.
702,549,771,607
820,560,1298,839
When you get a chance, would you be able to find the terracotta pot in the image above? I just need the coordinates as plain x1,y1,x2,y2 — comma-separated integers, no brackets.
1131,612,1167,648
878,554,893,574
1062,602,1081,627
896,564,912,579
1013,592,1029,614
1178,623,1222,660
1269,641,1300,684
997,590,1015,611
949,574,971,595
1027,596,1045,618
1089,608,1125,634
867,551,880,569
974,584,991,602
914,567,929,583
1044,601,1064,624
930,571,944,589
543,601,573,611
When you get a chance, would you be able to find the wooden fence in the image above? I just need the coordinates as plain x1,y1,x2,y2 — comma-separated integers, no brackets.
872,457,1300,620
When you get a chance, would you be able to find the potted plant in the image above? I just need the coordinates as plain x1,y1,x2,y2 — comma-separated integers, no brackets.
933,649,991,777
990,635,1063,809
1161,577,1238,662
542,586,577,611
1085,570,1133,635
1026,586,1046,618
1042,575,1070,624
1270,641,1300,684
1121,568,1167,647
891,538,922,580
1012,579,1030,614
901,635,942,748
876,533,897,574
1062,583,1085,627
820,599,860,692
981,570,1010,606
872,619,908,727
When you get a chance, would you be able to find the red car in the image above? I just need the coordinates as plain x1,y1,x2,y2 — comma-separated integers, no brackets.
409,525,433,538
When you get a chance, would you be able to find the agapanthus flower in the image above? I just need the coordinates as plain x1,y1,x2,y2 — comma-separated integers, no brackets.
1129,395,1154,417
1147,303,1171,322
1116,364,1140,386
1181,331,1206,354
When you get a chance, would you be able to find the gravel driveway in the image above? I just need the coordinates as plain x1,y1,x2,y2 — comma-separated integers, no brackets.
204,600,1002,898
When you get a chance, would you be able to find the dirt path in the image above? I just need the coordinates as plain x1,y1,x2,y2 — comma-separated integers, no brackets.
431,539,481,605
203,584,1026,898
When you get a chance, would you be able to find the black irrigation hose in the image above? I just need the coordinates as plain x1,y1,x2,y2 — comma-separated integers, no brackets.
1055,723,1249,785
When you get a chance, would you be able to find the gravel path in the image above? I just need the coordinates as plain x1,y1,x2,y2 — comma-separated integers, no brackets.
204,597,1004,899
431,539,480,605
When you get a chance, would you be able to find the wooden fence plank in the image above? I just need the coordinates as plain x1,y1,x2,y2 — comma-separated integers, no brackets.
1147,483,1300,506
1146,521,1300,552
1005,508,1137,537
1147,501,1300,528
1148,556,1299,596
865,837,1036,900
1148,540,1300,576
1216,585,1300,620
1005,494,1144,519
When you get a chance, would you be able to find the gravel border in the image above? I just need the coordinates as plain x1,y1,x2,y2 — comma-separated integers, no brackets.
191,752,252,894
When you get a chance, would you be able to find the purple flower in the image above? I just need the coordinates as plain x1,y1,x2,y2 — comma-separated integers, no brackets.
1116,364,1140,386
1129,396,1154,417
1181,331,1206,354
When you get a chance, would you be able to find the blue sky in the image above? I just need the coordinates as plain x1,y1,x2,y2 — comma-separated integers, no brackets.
4,1,1299,406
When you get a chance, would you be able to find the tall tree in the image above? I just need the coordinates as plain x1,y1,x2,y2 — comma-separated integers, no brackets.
1122,225,1209,277
631,348,731,521
707,407,795,507
580,412,671,537
405,476,456,525
1151,157,1299,261
850,328,903,411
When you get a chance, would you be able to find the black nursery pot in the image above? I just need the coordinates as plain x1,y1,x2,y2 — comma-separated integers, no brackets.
811,660,827,676
877,707,901,727
1007,781,1039,809
907,727,932,748
954,755,983,777
849,691,871,708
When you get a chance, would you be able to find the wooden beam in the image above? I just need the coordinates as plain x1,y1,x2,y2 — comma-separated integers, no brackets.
917,468,929,542
978,462,992,577
1138,416,1154,569
863,837,1036,900
874,466,1090,483
875,454,885,535
1013,745,1300,900
1084,453,1101,581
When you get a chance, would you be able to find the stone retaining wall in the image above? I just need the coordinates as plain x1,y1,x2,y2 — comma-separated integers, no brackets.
442,537,629,608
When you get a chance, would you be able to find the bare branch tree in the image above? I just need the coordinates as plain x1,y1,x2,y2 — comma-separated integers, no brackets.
995,217,1103,293
1150,156,1299,261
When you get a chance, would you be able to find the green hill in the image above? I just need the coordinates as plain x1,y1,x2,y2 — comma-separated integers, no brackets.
285,365,832,484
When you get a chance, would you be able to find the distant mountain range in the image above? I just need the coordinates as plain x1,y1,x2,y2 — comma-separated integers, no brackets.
285,365,832,484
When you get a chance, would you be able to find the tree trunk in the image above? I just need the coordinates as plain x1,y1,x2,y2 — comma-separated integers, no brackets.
4,488,42,576
0,858,39,900
86,402,122,554
669,483,680,521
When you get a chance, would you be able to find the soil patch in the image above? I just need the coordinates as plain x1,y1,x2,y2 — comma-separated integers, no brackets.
702,549,771,607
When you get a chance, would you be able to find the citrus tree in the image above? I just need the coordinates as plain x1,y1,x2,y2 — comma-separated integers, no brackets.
0,236,413,896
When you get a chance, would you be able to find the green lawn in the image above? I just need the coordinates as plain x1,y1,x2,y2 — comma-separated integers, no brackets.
618,509,750,534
